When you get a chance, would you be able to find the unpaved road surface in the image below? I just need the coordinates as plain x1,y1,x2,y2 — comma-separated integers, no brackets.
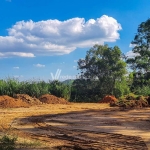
0,103,150,149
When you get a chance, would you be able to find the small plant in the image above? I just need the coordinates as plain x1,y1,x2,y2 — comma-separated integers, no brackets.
0,135,17,150
124,93,137,100
0,118,18,150
19,139,41,148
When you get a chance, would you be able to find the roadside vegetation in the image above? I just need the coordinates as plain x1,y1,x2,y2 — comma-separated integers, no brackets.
0,79,71,100
0,16,150,150
0,18,150,104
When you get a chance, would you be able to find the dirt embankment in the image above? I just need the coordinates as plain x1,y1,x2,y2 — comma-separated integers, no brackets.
15,94,42,105
0,94,68,108
39,94,69,104
0,95,29,108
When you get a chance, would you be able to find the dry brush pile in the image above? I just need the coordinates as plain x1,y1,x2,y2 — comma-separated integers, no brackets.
110,94,150,109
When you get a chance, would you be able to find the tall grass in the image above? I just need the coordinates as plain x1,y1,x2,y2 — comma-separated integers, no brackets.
0,78,71,100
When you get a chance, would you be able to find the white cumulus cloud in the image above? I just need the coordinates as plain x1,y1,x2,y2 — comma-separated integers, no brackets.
34,63,45,68
129,43,137,48
13,66,19,69
126,51,140,58
0,15,122,58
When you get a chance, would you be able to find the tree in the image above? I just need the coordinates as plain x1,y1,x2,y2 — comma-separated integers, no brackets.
127,18,150,88
76,44,126,99
70,79,100,102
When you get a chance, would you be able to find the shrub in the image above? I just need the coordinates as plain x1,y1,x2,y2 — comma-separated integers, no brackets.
125,93,137,100
134,86,150,96
0,135,17,150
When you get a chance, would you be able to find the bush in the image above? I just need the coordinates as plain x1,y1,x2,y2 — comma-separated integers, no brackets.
122,93,137,100
0,135,17,150
113,78,130,98
134,86,150,96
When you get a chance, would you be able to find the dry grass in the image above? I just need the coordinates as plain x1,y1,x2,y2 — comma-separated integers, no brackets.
0,103,109,149
0,103,149,149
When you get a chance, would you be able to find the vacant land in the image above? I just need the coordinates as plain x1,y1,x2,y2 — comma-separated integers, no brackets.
0,103,150,150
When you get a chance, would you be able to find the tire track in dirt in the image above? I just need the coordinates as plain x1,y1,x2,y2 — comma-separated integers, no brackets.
14,108,150,150
33,122,148,150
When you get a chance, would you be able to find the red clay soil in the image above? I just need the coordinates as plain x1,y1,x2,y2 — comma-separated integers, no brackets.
99,95,117,103
0,95,29,108
15,94,42,105
39,94,68,104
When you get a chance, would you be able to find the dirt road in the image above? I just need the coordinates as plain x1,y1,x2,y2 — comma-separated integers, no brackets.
0,103,150,149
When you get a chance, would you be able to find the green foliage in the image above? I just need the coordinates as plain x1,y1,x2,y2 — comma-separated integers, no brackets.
0,78,20,97
72,44,127,102
70,79,101,102
127,18,150,72
0,135,17,150
113,77,130,98
134,86,150,96
127,18,150,91
120,93,138,100
0,78,71,100
22,81,49,98
125,93,137,100
49,80,71,100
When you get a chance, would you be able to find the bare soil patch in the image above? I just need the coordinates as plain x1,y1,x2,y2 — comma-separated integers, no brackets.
99,95,117,103
39,94,69,104
0,102,149,149
15,94,42,105
0,95,29,108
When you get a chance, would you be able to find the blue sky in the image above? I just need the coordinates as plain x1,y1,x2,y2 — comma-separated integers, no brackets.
0,0,150,81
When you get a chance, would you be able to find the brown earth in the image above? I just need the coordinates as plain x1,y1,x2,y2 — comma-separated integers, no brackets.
39,94,69,104
0,94,69,108
0,103,150,149
99,95,117,103
15,94,42,105
0,95,29,108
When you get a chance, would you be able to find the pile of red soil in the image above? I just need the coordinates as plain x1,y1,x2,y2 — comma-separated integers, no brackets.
99,95,117,103
39,94,68,104
15,94,42,105
0,95,29,108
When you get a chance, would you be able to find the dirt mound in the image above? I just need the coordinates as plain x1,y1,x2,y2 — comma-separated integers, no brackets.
0,95,29,108
39,94,68,104
99,95,117,103
15,94,42,105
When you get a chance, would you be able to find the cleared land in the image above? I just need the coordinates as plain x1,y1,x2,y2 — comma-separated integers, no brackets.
0,103,150,150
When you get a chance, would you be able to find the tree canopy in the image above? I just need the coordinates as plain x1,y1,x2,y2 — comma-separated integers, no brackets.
127,18,150,73
127,18,150,89
70,44,127,102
